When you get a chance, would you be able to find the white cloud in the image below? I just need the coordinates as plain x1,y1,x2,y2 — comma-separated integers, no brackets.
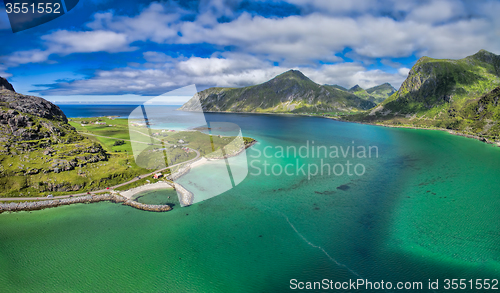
6,30,132,65
41,30,131,53
38,54,288,95
406,0,465,24
398,67,411,76
9,49,52,64
87,3,183,43
301,63,409,89
5,3,184,65
5,0,500,96
171,5,500,61
8,0,500,65
0,64,11,78
37,52,409,95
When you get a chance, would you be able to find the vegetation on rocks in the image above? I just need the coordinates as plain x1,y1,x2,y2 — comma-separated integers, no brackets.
179,70,377,114
346,83,396,104
0,80,150,197
344,50,500,141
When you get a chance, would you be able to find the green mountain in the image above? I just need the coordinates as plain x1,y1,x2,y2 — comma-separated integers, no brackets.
179,70,376,113
346,50,500,139
365,83,397,103
325,83,396,105
0,78,117,196
347,84,396,104
329,84,348,91
456,86,500,135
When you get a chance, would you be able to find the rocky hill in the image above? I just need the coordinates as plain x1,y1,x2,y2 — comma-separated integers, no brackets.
179,70,376,113
345,83,396,104
455,86,500,135
0,77,15,91
365,83,397,103
0,77,109,196
374,50,500,115
345,50,500,139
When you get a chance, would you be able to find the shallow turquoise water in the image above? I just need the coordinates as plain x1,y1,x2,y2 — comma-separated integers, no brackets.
1,113,500,292
134,188,179,206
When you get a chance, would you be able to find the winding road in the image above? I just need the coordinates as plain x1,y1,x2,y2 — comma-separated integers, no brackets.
0,132,201,202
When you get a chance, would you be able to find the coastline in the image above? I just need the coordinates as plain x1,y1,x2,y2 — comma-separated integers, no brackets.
327,117,500,148
0,139,257,213
183,108,499,148
119,181,173,200
169,139,257,206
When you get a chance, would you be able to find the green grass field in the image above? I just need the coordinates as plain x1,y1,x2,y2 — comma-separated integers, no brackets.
0,116,255,198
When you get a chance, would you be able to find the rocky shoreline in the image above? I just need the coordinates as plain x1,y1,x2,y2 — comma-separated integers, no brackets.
323,116,500,148
173,182,193,207
364,122,499,147
191,109,500,148
0,193,172,214
0,141,258,213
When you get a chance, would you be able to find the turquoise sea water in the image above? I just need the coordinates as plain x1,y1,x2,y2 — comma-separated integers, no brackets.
1,108,500,292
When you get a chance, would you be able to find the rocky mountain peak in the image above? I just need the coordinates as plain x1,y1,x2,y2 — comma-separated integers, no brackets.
0,76,15,92
0,77,67,123
349,85,363,92
272,69,309,82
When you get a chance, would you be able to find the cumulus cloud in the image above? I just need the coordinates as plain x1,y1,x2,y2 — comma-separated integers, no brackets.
406,0,465,24
37,54,286,95
86,3,184,43
301,63,409,89
42,30,131,53
175,8,500,60
36,52,408,95
5,0,500,96
0,64,12,78
4,3,185,66
5,30,132,66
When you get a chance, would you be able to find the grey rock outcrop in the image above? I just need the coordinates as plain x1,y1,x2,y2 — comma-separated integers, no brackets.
0,89,68,123
0,77,15,92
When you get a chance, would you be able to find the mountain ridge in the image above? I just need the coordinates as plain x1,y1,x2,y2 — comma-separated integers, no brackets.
0,77,111,195
344,49,500,140
180,70,377,113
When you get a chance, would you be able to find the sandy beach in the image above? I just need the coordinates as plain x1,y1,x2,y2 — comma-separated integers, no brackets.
188,157,208,168
119,181,173,200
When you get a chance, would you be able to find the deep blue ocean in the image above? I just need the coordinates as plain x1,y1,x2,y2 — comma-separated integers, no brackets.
58,104,147,118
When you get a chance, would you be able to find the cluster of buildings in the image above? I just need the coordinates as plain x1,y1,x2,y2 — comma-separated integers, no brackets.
81,121,107,127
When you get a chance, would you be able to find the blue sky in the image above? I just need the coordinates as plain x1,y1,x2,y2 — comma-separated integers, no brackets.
1,0,500,103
